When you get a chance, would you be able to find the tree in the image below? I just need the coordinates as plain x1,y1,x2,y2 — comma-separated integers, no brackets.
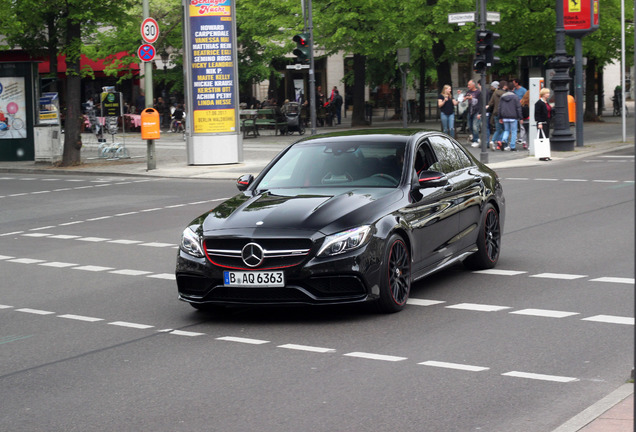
0,0,135,166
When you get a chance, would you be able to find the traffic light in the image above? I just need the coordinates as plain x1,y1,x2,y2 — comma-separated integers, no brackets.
292,33,310,63
473,30,489,73
486,31,500,66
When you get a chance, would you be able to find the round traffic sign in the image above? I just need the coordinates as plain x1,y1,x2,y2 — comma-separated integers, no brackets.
141,18,159,44
137,44,156,62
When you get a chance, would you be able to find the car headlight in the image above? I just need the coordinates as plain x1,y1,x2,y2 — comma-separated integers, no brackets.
180,226,204,258
317,226,371,257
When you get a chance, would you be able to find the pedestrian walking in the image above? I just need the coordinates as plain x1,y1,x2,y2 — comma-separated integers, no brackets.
438,84,458,137
497,90,523,151
332,90,343,124
487,80,506,150
464,80,481,147
511,78,527,99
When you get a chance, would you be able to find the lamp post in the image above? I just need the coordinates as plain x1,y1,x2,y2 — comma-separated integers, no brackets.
549,0,575,151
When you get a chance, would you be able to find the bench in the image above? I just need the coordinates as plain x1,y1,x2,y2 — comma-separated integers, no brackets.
240,109,259,138
254,108,287,135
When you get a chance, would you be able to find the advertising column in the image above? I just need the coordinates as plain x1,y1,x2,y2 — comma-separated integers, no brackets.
183,0,242,165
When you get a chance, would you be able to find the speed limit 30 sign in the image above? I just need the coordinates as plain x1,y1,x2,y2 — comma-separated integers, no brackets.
141,18,159,44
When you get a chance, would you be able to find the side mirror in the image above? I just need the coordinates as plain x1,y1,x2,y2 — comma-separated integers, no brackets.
417,170,448,189
236,174,254,191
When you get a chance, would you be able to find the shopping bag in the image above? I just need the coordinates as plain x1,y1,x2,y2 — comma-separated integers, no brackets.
534,128,551,161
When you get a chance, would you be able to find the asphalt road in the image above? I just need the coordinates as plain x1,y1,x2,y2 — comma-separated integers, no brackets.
0,146,633,432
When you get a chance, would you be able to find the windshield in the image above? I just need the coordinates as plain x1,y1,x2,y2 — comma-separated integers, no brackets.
257,140,407,189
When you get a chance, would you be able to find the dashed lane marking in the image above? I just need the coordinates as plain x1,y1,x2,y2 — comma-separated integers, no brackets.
589,277,635,285
418,361,489,372
16,308,55,315
278,344,336,353
344,352,408,362
108,321,154,329
509,309,579,318
501,371,579,383
530,273,588,280
216,336,269,345
58,314,103,322
581,315,635,325
446,303,511,312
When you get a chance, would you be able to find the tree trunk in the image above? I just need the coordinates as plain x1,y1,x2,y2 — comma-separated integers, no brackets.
351,54,367,127
419,58,426,122
584,57,598,121
433,40,452,91
47,14,58,93
61,19,82,166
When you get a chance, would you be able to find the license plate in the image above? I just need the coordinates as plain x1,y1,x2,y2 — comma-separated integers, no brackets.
223,271,285,287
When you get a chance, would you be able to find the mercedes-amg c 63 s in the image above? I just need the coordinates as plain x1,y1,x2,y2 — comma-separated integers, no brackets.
176,129,505,313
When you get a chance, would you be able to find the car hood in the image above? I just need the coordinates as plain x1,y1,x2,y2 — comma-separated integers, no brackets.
200,188,403,234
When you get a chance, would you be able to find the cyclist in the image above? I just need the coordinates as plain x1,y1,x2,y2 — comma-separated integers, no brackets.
171,104,185,132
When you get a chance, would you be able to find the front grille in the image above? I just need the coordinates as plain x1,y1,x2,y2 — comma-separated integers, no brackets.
207,287,311,302
302,275,366,297
204,238,313,270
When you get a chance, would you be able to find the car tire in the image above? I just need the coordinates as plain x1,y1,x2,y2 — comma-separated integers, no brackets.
377,234,411,313
464,203,501,270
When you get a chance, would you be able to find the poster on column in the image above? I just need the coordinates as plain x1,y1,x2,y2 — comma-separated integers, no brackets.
189,0,236,134
0,77,27,139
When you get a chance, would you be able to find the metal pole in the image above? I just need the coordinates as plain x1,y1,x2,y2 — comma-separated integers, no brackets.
143,0,155,170
575,38,584,147
307,0,317,135
478,0,488,164
550,0,575,151
620,0,626,142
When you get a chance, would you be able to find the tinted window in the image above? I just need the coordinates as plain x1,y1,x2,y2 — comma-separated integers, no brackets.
428,135,463,173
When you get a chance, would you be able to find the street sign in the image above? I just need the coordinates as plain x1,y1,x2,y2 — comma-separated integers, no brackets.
486,12,501,23
448,12,475,25
137,44,156,62
286,64,310,70
141,18,159,44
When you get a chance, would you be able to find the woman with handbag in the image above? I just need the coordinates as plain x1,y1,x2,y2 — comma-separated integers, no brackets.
534,88,552,137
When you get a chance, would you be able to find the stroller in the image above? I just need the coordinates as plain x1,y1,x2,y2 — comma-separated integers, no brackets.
284,102,305,135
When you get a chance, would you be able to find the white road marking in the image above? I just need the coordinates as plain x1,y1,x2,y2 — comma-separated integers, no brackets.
446,303,511,312
530,273,587,280
589,277,634,285
22,233,51,238
0,255,15,260
216,336,269,345
9,258,46,264
39,262,78,268
473,269,527,276
58,314,103,322
502,371,579,383
108,321,154,329
86,216,113,221
30,226,55,231
563,179,588,182
510,309,579,318
16,308,55,315
59,221,84,226
344,352,407,362
49,234,81,239
0,304,14,309
407,298,446,306
77,237,110,242
110,269,153,276
72,265,114,272
278,344,336,353
107,239,143,244
167,330,206,337
582,315,634,325
140,242,175,248
419,361,489,372
593,180,619,183
147,274,176,280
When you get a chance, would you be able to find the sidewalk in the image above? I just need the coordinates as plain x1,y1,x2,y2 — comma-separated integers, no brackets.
0,109,633,179
0,110,633,432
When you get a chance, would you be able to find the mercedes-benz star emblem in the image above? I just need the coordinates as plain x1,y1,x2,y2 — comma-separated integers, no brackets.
241,242,264,267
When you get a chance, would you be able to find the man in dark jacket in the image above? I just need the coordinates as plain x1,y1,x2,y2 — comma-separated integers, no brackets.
487,80,507,150
497,91,523,151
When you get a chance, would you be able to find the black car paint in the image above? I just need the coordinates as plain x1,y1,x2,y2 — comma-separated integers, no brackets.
176,129,505,310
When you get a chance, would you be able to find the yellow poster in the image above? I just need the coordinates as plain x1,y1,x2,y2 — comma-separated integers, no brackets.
568,0,581,12
193,109,236,133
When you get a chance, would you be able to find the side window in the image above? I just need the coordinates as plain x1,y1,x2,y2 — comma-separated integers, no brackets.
413,141,437,173
428,136,463,173
452,141,474,168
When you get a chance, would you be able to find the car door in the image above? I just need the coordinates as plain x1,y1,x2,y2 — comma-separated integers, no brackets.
429,135,484,253
400,138,462,275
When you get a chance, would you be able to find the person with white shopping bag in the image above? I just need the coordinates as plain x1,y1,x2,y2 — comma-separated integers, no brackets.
534,88,552,161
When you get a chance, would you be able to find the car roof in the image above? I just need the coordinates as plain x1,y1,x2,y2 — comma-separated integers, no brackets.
293,128,438,145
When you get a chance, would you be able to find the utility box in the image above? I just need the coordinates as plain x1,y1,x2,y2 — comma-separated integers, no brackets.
34,125,62,163
141,108,160,140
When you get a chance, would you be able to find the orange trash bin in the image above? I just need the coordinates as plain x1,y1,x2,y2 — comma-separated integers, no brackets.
141,108,161,139
567,95,576,123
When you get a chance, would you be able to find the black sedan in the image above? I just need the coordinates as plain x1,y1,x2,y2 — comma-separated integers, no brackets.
176,129,505,313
